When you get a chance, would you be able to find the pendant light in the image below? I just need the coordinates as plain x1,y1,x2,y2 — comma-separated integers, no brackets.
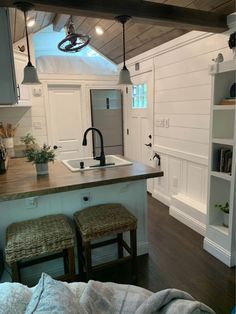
115,15,132,85
15,2,41,85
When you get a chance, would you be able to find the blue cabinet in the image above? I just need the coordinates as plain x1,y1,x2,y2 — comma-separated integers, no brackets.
0,8,17,105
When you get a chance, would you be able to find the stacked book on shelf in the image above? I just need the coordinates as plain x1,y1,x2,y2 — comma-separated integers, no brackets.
219,98,235,106
216,148,233,174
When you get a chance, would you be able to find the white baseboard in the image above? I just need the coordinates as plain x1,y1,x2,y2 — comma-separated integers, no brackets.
152,190,171,207
170,205,206,236
152,191,206,236
203,237,235,267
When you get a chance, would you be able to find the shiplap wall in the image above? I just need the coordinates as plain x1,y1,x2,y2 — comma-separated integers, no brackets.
125,30,234,235
154,32,232,157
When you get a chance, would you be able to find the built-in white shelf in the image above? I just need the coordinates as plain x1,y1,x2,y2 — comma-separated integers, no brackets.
212,138,234,146
0,105,31,108
210,59,236,74
210,224,229,236
213,105,235,111
205,59,236,267
210,171,232,181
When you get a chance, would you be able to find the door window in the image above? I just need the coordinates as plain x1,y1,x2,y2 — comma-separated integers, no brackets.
132,83,147,109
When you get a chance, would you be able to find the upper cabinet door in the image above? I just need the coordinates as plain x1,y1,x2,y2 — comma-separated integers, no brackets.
0,8,17,105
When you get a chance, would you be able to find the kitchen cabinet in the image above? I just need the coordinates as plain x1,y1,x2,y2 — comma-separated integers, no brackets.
0,8,17,105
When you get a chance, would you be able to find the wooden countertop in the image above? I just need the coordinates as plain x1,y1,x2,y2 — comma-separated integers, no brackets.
0,158,163,202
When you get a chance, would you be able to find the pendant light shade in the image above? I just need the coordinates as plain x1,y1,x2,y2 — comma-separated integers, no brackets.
118,65,132,85
22,61,41,85
116,15,132,86
15,2,41,85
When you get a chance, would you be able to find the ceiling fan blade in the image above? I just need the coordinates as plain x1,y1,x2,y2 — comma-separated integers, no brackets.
64,43,74,50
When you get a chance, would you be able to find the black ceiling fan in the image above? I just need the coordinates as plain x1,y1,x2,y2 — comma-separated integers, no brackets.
58,19,90,53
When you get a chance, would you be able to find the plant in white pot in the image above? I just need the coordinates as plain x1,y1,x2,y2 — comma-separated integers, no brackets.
25,144,57,175
20,133,36,150
215,202,230,227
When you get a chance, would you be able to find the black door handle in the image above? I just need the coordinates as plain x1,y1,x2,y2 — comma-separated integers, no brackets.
153,153,161,166
145,143,152,147
17,84,21,102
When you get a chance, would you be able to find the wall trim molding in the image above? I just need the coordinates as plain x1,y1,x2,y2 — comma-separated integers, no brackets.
154,145,208,166
170,205,206,236
203,237,235,267
39,73,118,82
152,190,171,207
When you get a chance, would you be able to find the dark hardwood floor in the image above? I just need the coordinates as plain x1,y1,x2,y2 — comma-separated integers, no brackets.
93,195,235,314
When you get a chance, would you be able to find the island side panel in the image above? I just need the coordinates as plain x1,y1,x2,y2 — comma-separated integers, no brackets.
0,180,148,284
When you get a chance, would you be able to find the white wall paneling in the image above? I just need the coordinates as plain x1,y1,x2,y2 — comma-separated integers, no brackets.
125,29,232,235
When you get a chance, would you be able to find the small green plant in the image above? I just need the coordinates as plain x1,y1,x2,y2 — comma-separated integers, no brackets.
20,133,36,146
25,144,56,164
215,202,229,214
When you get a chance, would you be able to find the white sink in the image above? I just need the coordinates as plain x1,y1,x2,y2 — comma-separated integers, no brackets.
62,155,132,172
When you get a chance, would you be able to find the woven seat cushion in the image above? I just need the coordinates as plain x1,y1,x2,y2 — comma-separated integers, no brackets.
74,203,137,241
5,214,74,264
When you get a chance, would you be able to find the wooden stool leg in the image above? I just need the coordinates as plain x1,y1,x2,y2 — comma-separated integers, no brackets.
63,249,69,274
11,262,21,282
84,241,92,281
130,229,137,283
67,247,75,281
117,233,123,258
76,229,85,279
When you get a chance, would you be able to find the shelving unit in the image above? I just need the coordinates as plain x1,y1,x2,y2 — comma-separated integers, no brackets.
204,59,236,267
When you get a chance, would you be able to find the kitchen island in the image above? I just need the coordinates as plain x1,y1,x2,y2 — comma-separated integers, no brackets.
0,157,163,284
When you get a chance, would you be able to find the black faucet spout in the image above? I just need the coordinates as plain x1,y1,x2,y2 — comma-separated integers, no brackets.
82,127,106,167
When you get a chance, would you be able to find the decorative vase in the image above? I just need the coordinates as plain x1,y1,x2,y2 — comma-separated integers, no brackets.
3,137,14,149
35,163,48,176
223,213,229,227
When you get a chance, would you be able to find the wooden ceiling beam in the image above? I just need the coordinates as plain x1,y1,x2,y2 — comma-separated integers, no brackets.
53,13,70,32
0,0,228,33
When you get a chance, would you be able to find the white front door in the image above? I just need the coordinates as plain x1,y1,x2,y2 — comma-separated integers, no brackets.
124,72,154,192
47,85,85,160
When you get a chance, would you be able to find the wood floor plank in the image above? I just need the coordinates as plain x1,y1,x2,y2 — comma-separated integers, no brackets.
92,195,235,314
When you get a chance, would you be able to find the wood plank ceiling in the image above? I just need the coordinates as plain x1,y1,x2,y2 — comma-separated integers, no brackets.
9,0,235,64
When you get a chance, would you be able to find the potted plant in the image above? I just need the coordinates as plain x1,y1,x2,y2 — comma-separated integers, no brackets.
25,144,57,175
20,133,36,150
215,202,230,227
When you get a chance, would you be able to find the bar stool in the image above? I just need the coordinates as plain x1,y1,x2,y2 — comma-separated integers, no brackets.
73,203,137,282
5,214,75,283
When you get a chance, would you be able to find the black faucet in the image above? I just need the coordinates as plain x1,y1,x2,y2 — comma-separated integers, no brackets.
82,127,106,167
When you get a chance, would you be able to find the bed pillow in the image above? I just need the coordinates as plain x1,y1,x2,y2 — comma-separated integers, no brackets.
25,273,78,314
0,281,32,314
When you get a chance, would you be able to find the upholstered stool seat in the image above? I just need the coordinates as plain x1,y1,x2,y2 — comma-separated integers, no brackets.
5,214,75,283
74,203,137,281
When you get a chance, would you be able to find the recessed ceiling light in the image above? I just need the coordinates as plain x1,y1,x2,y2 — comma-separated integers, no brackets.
95,25,104,35
27,19,35,27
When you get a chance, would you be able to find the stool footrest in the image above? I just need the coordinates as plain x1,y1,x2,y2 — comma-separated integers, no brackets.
92,256,132,273
91,238,118,249
19,252,63,268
